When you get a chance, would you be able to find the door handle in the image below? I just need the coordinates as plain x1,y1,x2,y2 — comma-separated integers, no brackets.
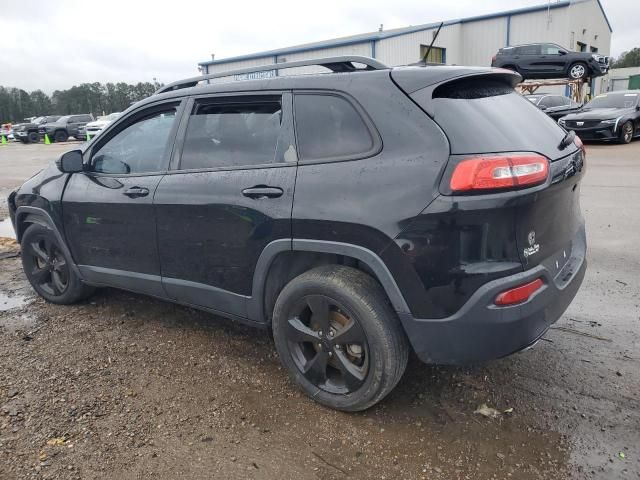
123,186,149,198
242,186,283,199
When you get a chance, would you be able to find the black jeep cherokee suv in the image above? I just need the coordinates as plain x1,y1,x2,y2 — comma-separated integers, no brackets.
492,43,609,80
8,56,587,411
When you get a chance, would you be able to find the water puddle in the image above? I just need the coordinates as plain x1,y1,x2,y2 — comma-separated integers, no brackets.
0,291,30,312
0,218,16,239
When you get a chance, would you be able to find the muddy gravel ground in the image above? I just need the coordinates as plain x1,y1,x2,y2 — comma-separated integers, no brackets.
0,142,638,479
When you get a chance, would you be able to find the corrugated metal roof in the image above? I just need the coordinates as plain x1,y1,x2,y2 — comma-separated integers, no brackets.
199,0,611,67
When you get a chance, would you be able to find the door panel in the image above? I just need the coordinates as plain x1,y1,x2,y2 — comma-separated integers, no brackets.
155,92,296,317
62,100,183,296
63,173,164,294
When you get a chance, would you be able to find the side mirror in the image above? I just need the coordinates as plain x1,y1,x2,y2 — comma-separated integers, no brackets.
56,150,84,173
559,50,567,55
539,105,548,111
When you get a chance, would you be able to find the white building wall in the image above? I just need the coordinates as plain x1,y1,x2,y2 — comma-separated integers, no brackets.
508,7,570,47
460,17,507,66
376,23,462,66
566,0,611,55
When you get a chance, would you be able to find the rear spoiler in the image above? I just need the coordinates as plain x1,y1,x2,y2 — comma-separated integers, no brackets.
391,67,521,94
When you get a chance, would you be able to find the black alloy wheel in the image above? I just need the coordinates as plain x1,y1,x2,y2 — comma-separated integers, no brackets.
25,234,69,296
286,294,369,394
272,265,409,411
21,224,94,304
620,121,633,144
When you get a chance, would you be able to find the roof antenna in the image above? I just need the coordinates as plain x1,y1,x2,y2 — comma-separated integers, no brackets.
379,24,384,32
415,22,444,65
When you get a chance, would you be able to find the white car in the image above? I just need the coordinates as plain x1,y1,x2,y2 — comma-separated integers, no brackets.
82,112,121,139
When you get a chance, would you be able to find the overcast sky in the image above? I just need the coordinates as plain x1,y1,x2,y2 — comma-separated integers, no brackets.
1,0,637,92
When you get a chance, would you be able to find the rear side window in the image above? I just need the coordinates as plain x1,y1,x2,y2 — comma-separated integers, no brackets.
294,94,375,161
415,76,566,158
517,45,541,55
180,97,282,170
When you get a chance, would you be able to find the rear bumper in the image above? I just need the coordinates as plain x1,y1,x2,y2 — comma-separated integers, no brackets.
399,225,586,365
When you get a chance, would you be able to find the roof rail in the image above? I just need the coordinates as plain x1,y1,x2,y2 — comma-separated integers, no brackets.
155,55,388,94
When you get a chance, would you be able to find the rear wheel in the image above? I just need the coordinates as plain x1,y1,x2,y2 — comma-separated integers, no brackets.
21,224,94,304
569,62,588,80
27,131,39,143
619,121,634,144
54,130,68,143
272,265,409,411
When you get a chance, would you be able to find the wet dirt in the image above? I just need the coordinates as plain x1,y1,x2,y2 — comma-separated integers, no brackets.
0,142,638,479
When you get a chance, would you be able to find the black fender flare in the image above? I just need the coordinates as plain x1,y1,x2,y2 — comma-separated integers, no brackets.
15,206,83,279
247,238,411,323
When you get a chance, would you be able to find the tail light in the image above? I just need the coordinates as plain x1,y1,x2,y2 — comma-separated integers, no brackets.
495,278,544,306
491,55,497,64
449,154,549,193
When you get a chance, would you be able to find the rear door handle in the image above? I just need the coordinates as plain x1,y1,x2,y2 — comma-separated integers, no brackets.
242,186,283,199
124,187,149,198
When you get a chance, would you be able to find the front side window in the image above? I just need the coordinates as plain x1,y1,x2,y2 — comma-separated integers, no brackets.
542,44,563,55
294,94,374,161
180,98,282,170
92,107,177,174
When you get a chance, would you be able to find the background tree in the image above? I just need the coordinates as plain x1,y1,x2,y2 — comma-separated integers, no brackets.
610,48,640,69
0,81,162,122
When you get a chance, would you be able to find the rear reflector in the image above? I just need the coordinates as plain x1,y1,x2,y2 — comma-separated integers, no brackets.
450,154,549,192
494,278,544,306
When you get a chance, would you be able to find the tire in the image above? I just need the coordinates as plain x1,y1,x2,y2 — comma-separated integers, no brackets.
27,131,39,143
21,224,94,304
54,130,68,143
619,121,633,144
272,265,409,411
568,62,588,80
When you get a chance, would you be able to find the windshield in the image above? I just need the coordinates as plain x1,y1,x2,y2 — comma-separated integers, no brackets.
585,93,639,109
32,117,44,124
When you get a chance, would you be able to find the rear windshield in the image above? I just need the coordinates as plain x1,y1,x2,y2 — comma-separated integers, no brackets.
412,77,567,158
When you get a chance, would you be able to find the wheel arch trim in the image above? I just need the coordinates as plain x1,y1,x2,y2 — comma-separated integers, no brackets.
15,206,83,279
248,238,411,323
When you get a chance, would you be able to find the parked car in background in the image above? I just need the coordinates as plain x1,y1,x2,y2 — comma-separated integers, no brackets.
38,114,94,142
77,112,122,141
559,90,640,143
13,116,61,143
9,57,587,411
492,43,609,80
525,94,582,120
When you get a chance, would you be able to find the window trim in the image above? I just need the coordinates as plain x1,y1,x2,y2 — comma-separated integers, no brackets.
168,91,296,174
292,90,382,165
84,99,186,177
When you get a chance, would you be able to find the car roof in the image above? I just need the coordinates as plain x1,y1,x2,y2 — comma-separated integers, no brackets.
136,65,508,108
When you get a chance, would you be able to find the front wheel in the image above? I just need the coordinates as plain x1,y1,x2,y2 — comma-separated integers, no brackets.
619,121,634,144
54,130,68,143
569,62,588,80
21,224,94,304
272,265,409,411
27,131,39,143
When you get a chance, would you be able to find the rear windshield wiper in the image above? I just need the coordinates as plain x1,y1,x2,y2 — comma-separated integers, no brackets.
559,130,576,150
